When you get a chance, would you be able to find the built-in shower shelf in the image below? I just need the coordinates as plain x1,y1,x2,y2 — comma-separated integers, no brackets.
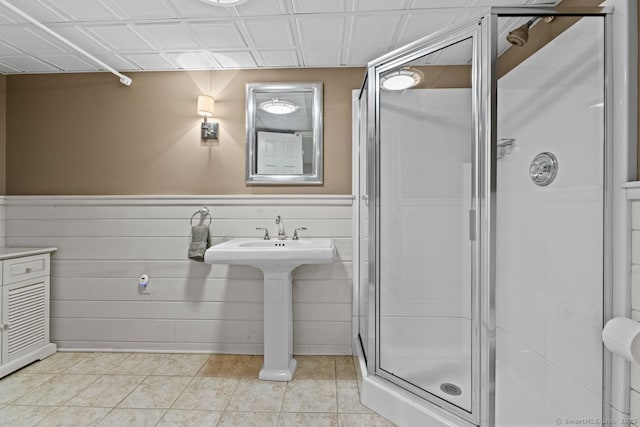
0,247,57,378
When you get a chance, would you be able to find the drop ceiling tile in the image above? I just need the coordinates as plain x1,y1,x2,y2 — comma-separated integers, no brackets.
396,11,458,46
0,11,20,24
0,56,59,72
137,23,201,50
93,53,137,70
447,9,483,27
102,0,176,20
189,22,246,49
428,37,473,64
258,49,299,67
498,16,529,34
7,0,68,23
345,46,388,66
165,51,219,69
465,0,529,5
352,0,409,11
166,0,232,18
233,0,288,16
302,48,341,66
0,61,19,72
411,0,467,7
50,25,111,53
243,18,295,48
0,0,565,74
349,13,402,47
292,0,345,13
0,41,22,56
46,0,120,21
0,27,66,54
84,24,154,51
296,15,344,47
124,53,177,70
40,54,99,71
212,51,256,68
0,7,26,24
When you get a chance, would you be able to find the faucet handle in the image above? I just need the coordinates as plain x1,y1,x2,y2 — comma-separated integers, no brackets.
256,227,270,240
292,227,307,240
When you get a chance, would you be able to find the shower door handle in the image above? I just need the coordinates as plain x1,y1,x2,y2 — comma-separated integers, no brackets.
469,209,476,241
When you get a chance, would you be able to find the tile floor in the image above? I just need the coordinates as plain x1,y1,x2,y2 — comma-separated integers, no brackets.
0,352,396,426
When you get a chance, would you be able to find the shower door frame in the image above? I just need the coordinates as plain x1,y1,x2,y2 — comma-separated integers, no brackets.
366,19,486,425
360,6,618,427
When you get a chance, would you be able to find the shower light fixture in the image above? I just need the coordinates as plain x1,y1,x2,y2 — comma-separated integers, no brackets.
197,95,218,141
200,0,248,6
380,68,422,91
259,98,299,115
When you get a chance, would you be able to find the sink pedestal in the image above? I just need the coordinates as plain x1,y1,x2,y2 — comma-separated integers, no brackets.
259,267,297,381
203,237,336,382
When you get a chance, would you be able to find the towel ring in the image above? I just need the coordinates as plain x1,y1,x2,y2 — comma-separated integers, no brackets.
190,207,212,226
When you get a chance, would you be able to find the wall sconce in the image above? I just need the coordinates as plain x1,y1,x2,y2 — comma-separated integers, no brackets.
197,95,218,140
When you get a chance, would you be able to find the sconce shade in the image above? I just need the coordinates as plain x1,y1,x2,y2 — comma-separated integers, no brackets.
197,95,215,117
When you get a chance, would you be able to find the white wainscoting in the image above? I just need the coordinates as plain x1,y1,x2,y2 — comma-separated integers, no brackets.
4,195,353,355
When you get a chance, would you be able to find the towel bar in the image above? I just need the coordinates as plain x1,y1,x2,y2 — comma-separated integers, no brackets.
190,207,212,226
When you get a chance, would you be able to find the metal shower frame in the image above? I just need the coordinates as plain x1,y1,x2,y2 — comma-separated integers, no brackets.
357,6,622,426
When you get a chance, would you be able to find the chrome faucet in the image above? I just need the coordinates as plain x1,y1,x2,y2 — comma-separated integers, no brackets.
275,215,285,240
256,227,270,240
292,227,307,240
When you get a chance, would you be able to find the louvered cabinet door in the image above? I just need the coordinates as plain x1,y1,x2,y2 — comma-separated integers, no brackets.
1,277,49,364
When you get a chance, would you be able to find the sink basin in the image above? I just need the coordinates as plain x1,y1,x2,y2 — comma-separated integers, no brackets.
203,237,336,381
204,238,335,266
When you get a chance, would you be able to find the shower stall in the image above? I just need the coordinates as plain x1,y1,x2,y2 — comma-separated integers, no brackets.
353,5,636,427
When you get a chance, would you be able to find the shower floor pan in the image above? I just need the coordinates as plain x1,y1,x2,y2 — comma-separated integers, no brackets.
379,348,471,409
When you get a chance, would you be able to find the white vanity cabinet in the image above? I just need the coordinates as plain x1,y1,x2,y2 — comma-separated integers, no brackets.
0,248,57,378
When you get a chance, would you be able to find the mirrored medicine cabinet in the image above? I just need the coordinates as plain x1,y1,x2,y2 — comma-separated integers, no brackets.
245,82,323,185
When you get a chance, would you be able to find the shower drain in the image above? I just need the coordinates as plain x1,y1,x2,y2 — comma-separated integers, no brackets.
440,383,462,396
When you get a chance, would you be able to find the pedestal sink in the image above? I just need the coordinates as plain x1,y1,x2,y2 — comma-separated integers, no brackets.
204,238,335,381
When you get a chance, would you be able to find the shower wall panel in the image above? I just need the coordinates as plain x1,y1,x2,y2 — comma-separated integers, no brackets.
631,201,640,419
495,17,604,425
627,202,640,419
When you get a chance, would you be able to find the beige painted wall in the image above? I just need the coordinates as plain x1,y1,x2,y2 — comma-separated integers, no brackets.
5,68,363,195
0,3,637,195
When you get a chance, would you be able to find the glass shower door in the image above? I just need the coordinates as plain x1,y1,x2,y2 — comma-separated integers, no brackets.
371,22,481,422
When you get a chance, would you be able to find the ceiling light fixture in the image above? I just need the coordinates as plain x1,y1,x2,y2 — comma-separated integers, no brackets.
380,68,423,91
199,0,248,6
259,98,299,115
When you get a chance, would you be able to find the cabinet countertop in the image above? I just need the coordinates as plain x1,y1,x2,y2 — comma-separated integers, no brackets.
0,247,57,260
